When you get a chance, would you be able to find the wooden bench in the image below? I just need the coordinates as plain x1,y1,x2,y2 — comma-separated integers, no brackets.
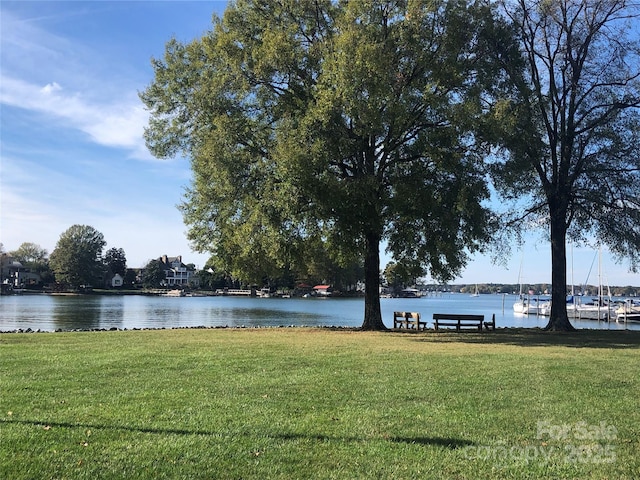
433,313,495,331
393,311,426,330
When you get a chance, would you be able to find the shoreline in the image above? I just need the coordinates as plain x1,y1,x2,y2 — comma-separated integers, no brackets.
3,325,640,335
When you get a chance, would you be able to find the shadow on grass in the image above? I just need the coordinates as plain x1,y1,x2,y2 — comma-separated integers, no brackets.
388,436,473,449
1,419,472,449
1,419,221,437
405,328,640,349
276,432,472,449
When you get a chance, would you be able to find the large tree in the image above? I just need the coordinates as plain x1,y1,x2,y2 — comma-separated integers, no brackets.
383,261,424,293
104,247,127,277
491,0,640,330
9,242,53,286
49,225,106,289
142,259,166,288
9,242,48,266
142,0,511,329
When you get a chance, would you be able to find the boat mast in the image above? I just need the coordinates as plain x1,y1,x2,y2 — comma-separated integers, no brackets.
598,245,602,320
571,243,574,296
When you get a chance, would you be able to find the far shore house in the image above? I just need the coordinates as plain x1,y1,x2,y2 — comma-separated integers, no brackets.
110,273,124,288
313,284,333,296
159,255,197,287
0,256,41,290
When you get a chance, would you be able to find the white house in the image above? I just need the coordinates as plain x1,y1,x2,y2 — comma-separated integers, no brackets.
159,255,197,286
1,258,41,288
111,273,124,288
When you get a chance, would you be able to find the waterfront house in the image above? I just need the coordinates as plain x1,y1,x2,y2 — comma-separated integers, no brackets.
0,256,41,289
110,273,124,288
313,284,333,296
158,255,198,287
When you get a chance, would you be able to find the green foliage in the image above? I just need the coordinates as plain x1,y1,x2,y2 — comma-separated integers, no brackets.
104,247,127,277
489,0,640,330
141,0,516,328
49,225,106,289
1,329,639,479
9,242,48,267
141,259,166,288
8,242,53,286
123,268,138,287
383,261,423,290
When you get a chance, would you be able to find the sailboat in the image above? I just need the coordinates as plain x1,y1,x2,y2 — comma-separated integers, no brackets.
470,284,479,297
512,255,544,315
513,291,544,315
566,247,612,321
512,256,537,314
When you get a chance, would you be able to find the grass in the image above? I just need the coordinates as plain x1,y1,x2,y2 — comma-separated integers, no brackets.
1,328,639,479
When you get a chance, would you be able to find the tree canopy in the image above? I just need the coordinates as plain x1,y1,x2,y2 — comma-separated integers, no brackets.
383,261,424,293
142,259,166,288
49,225,106,289
9,242,53,285
142,0,515,329
490,0,640,330
104,247,127,277
9,242,48,267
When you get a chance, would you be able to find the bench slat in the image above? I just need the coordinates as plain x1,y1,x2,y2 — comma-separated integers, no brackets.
433,313,485,332
433,314,483,321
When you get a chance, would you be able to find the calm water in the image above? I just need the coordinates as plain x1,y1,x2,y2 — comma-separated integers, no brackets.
1,293,638,332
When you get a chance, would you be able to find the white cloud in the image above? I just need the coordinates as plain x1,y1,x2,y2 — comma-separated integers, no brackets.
0,3,209,269
1,5,156,161
41,82,62,94
1,75,153,160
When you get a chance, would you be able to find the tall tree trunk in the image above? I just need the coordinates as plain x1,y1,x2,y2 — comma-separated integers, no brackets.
545,208,576,331
361,230,386,330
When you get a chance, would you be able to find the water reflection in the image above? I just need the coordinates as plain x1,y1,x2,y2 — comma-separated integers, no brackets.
99,296,125,328
0,293,638,332
52,295,128,331
52,296,102,330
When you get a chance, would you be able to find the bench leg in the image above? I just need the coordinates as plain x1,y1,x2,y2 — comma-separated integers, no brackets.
484,314,496,331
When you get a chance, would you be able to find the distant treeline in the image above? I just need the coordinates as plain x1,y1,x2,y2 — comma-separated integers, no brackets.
422,284,640,297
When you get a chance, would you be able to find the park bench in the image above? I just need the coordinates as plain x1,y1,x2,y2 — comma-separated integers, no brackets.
393,311,426,331
433,313,496,331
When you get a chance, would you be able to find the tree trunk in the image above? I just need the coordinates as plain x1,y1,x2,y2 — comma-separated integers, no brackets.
361,230,386,330
544,208,576,331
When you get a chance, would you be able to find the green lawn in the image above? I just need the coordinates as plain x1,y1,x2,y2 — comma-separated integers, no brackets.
1,328,639,479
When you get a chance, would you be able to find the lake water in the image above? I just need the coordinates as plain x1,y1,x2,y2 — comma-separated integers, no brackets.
1,293,637,332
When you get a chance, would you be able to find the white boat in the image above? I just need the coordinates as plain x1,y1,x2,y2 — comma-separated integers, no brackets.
513,295,545,315
513,295,528,314
258,288,272,298
567,299,611,320
470,284,479,297
567,247,613,321
539,300,552,316
164,289,185,297
512,258,542,314
539,296,576,317
616,299,640,321
539,296,612,320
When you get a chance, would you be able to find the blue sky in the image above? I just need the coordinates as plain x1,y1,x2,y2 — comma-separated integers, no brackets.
1,1,638,286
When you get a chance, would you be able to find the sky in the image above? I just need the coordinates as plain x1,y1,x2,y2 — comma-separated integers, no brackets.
1,1,638,286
